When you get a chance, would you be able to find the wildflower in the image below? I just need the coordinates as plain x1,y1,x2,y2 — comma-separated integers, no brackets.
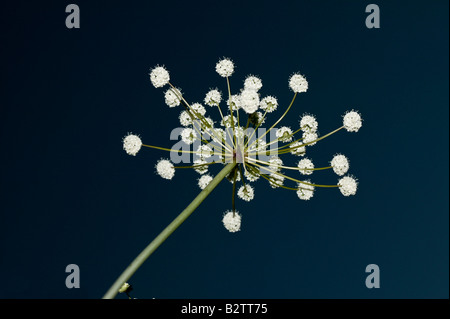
180,128,197,144
227,95,242,111
198,174,213,190
268,156,283,172
149,66,170,88
204,89,222,106
276,126,293,143
240,89,260,114
338,176,358,196
164,87,182,107
123,134,142,156
196,145,213,160
297,181,315,200
179,111,193,126
269,173,285,188
109,58,365,300
290,141,306,156
298,158,314,175
237,184,255,202
300,114,318,132
216,58,234,77
156,159,175,180
330,154,349,176
343,110,363,132
289,73,308,93
302,131,318,146
259,96,278,113
244,75,262,91
190,103,206,117
222,211,241,232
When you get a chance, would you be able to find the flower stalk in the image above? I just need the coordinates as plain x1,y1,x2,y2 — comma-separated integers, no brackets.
102,161,237,299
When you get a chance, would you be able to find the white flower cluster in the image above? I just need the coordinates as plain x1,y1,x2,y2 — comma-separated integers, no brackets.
123,58,363,233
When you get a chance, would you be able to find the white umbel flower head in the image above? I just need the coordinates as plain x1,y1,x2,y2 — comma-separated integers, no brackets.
222,211,241,233
179,111,193,127
149,66,170,88
276,126,293,143
164,87,182,107
123,133,142,156
244,75,262,91
240,89,259,114
297,181,315,200
204,89,222,106
180,128,197,144
155,159,175,180
216,58,234,77
290,141,306,156
289,73,308,93
190,103,206,117
198,174,213,190
268,156,283,172
298,158,314,175
196,144,213,160
343,110,363,132
259,96,278,113
338,175,358,196
227,95,242,111
300,114,318,132
330,154,349,176
269,173,284,188
302,131,318,146
237,184,254,202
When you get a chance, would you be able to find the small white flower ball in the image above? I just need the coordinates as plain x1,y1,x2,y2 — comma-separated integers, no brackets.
179,111,193,127
269,173,284,188
297,181,315,200
198,174,213,190
302,131,318,146
330,154,349,176
289,73,308,93
216,58,234,77
123,133,142,156
290,141,306,156
149,66,170,88
244,75,262,91
240,89,260,114
300,114,318,132
222,211,241,232
343,110,363,132
237,184,254,202
190,103,206,117
268,156,283,172
276,126,293,143
338,175,358,196
298,158,314,175
204,89,222,106
180,128,197,144
259,96,278,113
164,87,182,107
155,159,175,180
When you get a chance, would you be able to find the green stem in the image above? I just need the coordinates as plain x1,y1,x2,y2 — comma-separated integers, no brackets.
102,162,237,299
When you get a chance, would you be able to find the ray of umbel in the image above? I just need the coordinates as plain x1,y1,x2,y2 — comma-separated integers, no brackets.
104,58,363,299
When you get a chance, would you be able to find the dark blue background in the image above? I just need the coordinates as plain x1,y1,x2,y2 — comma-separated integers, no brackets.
0,1,448,299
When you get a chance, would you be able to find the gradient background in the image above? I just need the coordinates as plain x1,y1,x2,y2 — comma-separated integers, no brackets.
0,0,448,299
